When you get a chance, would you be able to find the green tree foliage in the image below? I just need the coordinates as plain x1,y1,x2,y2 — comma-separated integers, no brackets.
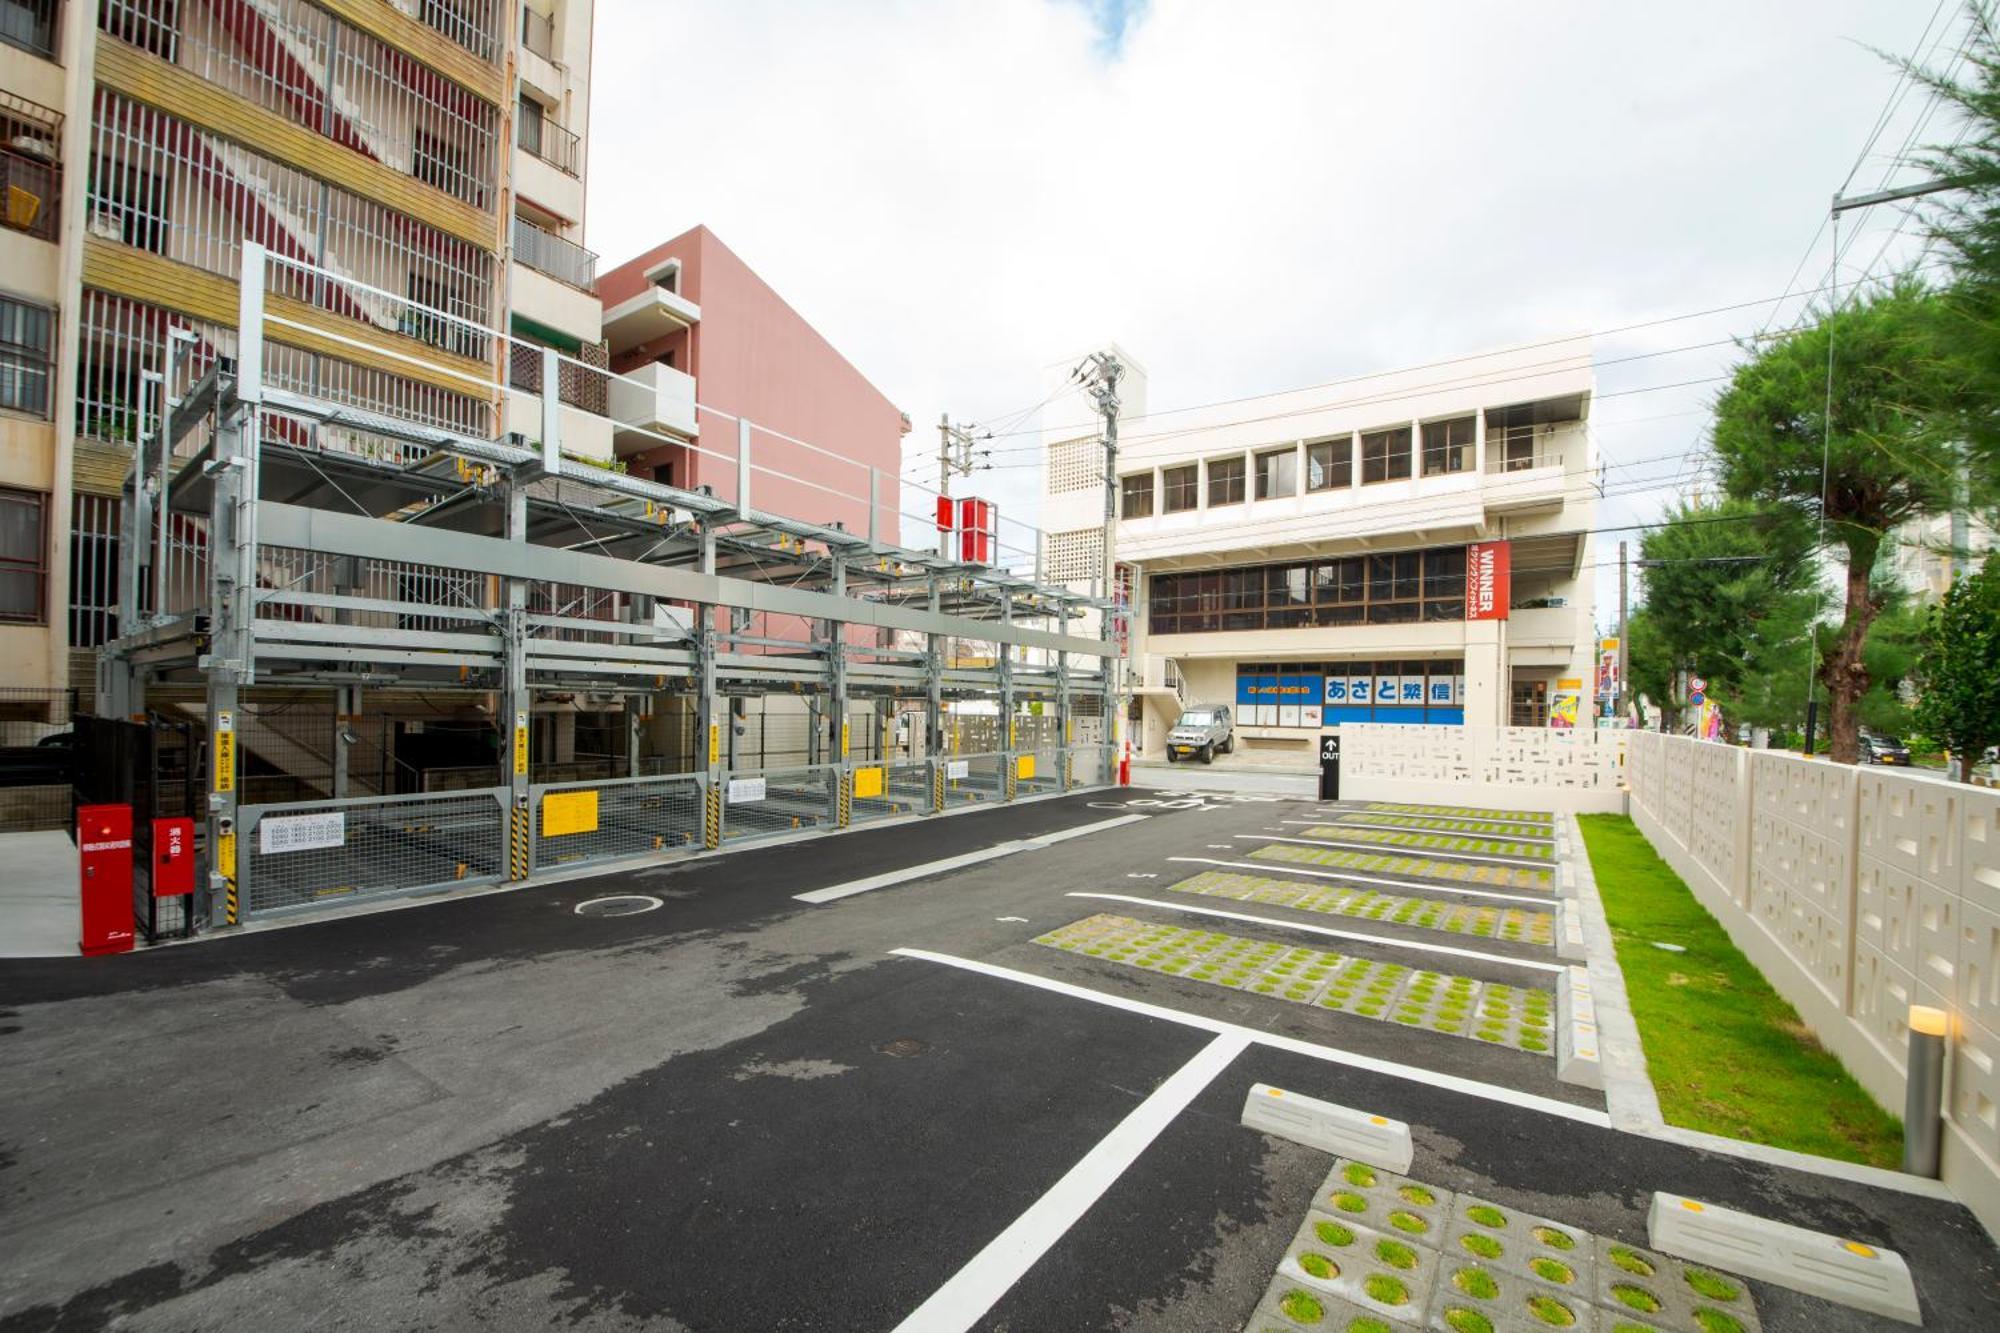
1913,552,2000,777
1710,282,1960,761
1628,500,1814,730
1910,3,2000,504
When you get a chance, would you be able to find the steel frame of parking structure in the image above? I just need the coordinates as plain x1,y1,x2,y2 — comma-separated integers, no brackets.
97,244,1120,929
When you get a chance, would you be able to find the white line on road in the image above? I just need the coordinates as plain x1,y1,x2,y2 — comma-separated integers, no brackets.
793,814,1149,904
891,1030,1251,1333
1255,831,1550,867
1168,857,1551,907
1066,893,1564,973
889,946,1609,1126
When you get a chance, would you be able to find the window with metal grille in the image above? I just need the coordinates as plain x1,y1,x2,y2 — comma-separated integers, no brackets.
1306,435,1351,490
1360,426,1412,484
0,295,52,417
1421,416,1475,476
1119,472,1153,519
0,487,47,623
1161,464,1197,513
0,91,61,241
1207,455,1245,506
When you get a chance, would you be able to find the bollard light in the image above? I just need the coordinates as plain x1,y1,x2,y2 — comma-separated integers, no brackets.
1903,1005,1949,1178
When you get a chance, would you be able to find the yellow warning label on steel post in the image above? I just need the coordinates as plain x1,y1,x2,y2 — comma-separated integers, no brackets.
541,789,599,837
854,767,884,799
218,831,236,878
513,710,529,777
708,722,720,766
841,722,850,758
214,709,235,793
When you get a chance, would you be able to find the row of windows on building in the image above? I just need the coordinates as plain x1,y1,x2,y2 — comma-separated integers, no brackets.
1234,659,1468,728
1116,404,1576,519
1148,546,1468,634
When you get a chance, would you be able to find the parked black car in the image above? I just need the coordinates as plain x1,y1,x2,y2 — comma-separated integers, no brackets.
0,731,74,788
1860,735,1911,766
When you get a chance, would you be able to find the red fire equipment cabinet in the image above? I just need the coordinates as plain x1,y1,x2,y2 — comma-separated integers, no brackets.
152,817,196,897
77,803,136,956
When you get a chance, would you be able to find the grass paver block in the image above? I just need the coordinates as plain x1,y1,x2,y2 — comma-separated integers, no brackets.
1586,1238,1761,1333
1432,1258,1601,1331
1034,915,1556,1056
1302,825,1555,861
1313,1159,1456,1239
1335,812,1557,840
1168,869,1555,947
1251,841,1555,893
1443,1198,1593,1293
1362,802,1555,826
1249,1275,1424,1331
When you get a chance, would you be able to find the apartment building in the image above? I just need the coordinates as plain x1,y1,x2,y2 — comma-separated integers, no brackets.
596,225,907,544
1039,338,1600,760
0,0,601,704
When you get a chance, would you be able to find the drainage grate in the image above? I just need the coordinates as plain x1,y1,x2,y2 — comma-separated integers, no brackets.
877,1037,928,1058
573,894,664,918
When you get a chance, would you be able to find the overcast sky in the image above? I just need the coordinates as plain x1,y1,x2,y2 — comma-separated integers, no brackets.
587,0,1958,617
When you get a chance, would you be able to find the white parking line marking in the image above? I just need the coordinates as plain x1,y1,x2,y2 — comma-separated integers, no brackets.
1284,818,1557,845
1066,893,1564,973
1167,857,1550,907
890,947,1609,1127
793,815,1149,903
891,1030,1251,1333
1252,832,1549,867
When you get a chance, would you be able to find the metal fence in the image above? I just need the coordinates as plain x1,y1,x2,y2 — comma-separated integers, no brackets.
939,750,1006,810
239,787,508,917
850,758,934,825
531,771,704,872
721,763,839,842
0,687,75,833
1070,744,1113,789
1015,747,1066,798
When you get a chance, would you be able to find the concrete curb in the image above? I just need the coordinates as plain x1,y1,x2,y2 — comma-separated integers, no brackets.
1563,811,1664,1127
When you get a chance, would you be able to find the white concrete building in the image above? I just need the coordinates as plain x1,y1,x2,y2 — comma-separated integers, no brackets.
1039,338,1601,761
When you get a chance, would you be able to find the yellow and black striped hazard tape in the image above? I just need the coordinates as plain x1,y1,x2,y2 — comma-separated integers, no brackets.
838,772,852,828
509,806,530,881
224,875,239,927
932,765,945,812
704,787,722,849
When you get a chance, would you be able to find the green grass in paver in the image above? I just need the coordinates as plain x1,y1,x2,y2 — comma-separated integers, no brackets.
1279,1287,1326,1324
1034,914,1553,1055
1578,813,1904,1168
1250,840,1555,892
1363,801,1555,825
1303,824,1555,860
1167,869,1556,947
1337,811,1558,839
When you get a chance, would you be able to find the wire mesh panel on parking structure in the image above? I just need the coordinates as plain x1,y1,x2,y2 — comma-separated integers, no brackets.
531,772,704,872
721,764,840,842
240,788,508,916
1070,745,1112,788
850,758,934,826
1015,748,1065,798
939,751,1006,809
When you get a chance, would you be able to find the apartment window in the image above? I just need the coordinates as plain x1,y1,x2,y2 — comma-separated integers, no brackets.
1161,464,1197,514
1207,455,1245,506
0,487,46,623
0,0,59,58
652,462,674,487
519,2,555,60
1255,447,1298,500
1148,544,1470,634
1306,436,1351,491
652,264,680,294
87,157,170,255
1120,472,1154,519
517,95,545,155
1421,416,1475,476
413,129,469,199
1360,426,1412,484
0,296,53,418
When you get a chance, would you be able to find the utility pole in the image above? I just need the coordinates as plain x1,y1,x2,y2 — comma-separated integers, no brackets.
1617,541,1629,726
936,412,977,559
1078,350,1125,774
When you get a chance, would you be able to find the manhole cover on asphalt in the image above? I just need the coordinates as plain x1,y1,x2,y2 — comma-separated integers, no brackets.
573,895,664,918
877,1037,928,1058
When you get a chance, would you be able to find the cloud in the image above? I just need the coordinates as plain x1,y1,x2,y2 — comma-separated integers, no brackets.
586,1,1950,603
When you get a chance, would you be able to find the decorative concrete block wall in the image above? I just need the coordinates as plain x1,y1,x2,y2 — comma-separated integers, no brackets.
1625,731,2000,1244
1341,724,1629,815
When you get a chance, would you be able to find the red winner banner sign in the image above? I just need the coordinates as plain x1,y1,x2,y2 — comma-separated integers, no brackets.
1466,541,1511,621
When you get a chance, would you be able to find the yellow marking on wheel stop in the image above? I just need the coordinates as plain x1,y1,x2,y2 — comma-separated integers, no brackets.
1842,1241,1877,1258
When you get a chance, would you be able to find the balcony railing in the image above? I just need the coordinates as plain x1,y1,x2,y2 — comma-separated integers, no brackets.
510,337,609,417
406,0,502,64
520,4,554,60
520,111,581,177
0,0,58,58
1485,427,1564,473
513,216,597,291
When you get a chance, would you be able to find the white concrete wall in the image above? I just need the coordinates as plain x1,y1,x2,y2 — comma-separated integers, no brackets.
1626,732,2000,1244
1341,722,1629,814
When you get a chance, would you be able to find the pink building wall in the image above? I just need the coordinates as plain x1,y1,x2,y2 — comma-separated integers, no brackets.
599,227,904,546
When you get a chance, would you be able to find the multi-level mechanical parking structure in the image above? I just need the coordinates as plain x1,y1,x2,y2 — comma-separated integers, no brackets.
95,246,1121,927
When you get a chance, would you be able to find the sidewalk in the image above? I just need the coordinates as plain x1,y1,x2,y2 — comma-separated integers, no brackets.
1130,756,1316,797
0,829,77,958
